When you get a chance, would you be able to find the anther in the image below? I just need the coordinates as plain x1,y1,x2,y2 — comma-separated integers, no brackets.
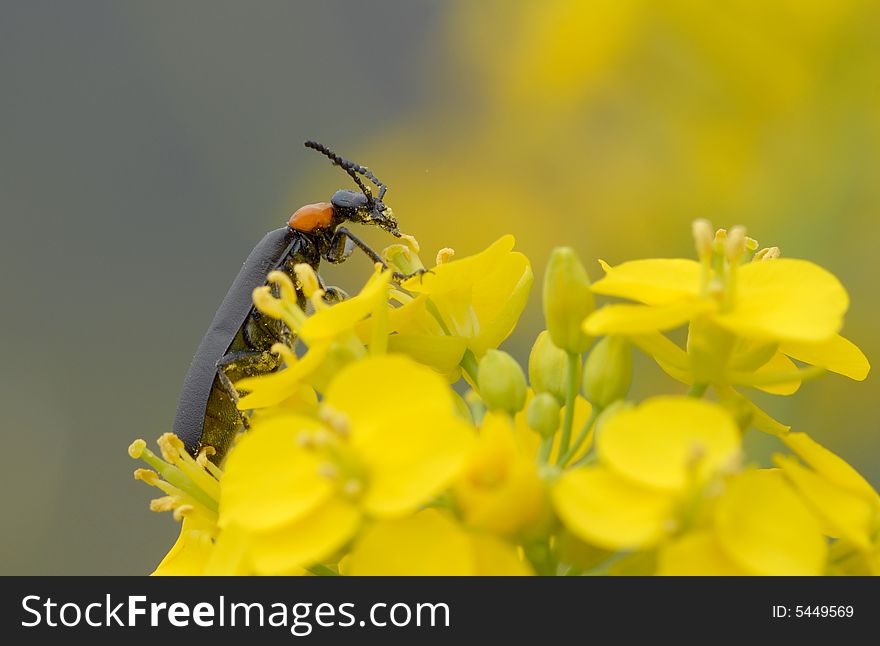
436,247,456,265
691,220,714,261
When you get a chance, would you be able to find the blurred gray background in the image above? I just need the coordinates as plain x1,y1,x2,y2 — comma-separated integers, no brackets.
0,0,444,575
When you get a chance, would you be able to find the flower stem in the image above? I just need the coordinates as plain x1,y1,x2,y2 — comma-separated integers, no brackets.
687,382,708,398
556,351,581,461
558,406,599,467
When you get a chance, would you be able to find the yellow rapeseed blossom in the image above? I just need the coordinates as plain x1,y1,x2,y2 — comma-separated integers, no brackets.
583,222,869,434
219,355,473,574
552,397,740,550
343,510,532,575
387,235,533,378
131,221,873,576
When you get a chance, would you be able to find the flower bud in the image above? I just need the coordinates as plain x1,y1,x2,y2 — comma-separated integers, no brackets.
543,247,595,353
478,350,527,415
529,331,578,404
526,393,561,438
582,336,632,409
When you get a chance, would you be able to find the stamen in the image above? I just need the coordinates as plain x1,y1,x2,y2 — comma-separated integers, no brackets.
134,468,160,486
295,431,315,448
267,270,298,304
157,433,221,502
294,263,321,298
149,496,179,513
319,406,351,437
318,462,339,480
691,220,714,261
173,505,194,522
399,233,420,254
196,447,224,480
724,226,747,261
342,479,363,498
436,247,456,265
270,343,297,367
754,246,781,261
745,237,759,252
128,439,147,459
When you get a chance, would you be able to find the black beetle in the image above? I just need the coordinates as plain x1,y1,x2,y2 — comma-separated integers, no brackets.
172,141,415,461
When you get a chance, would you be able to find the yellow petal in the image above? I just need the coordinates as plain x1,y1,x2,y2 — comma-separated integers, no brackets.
324,355,474,516
403,235,516,295
345,510,473,575
630,332,689,370
714,259,848,343
151,519,213,576
249,497,361,575
471,534,533,575
219,415,333,532
598,397,740,492
714,470,827,576
325,355,458,436
387,334,468,374
780,334,870,381
469,251,533,356
236,343,329,410
782,433,879,504
584,300,713,336
358,412,473,517
299,267,391,343
774,455,874,550
203,523,252,575
657,532,750,576
734,351,801,396
590,258,702,305
552,466,676,550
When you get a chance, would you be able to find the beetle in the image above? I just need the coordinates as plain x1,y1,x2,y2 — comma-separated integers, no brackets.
172,140,417,461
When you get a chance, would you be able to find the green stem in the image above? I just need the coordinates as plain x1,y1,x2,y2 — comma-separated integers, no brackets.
556,352,581,461
460,349,480,388
307,564,339,576
687,382,708,398
537,436,554,463
559,407,599,467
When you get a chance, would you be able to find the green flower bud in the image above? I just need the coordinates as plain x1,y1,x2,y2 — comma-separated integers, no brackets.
526,392,561,438
582,336,632,409
529,331,579,404
477,349,527,415
543,247,595,353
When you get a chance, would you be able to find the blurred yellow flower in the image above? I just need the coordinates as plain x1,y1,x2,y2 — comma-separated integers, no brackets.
584,224,869,401
218,355,473,574
775,433,880,554
343,510,532,576
454,412,548,537
552,397,740,551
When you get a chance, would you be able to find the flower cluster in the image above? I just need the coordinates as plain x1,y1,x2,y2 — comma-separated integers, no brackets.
131,223,877,575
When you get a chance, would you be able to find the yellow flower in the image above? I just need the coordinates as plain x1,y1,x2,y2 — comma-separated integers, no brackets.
218,355,474,574
657,469,830,576
387,235,533,375
774,433,880,555
552,397,740,550
583,223,869,403
454,412,549,537
343,509,532,575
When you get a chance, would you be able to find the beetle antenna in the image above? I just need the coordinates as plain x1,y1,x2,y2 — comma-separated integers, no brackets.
304,140,388,203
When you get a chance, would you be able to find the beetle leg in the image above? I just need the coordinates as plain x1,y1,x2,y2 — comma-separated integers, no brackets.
324,231,355,264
